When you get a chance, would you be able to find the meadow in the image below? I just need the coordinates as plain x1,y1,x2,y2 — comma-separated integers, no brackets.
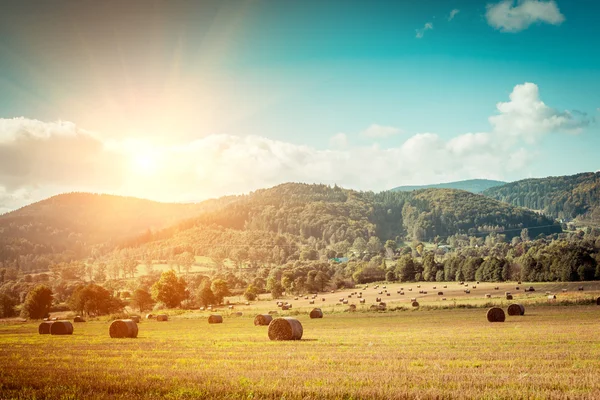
2,281,600,399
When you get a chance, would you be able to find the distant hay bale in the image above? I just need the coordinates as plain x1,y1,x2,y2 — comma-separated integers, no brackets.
310,308,324,318
400,291,404,295
562,289,567,293
268,310,278,315
359,298,366,304
268,317,303,341
410,297,416,302
294,297,298,300
486,307,505,323
506,294,513,300
369,305,379,311
38,321,53,334
254,314,273,326
547,295,556,300
578,286,584,291
596,297,600,305
342,300,348,304
408,288,412,291
109,319,138,338
233,312,243,317
494,286,499,290
228,305,234,310
130,316,141,323
156,314,168,322
476,281,480,284
146,314,154,319
485,294,491,299
411,301,419,307
515,286,520,290
386,293,391,296
397,290,401,294
517,281,522,284
417,285,421,288
432,286,437,289
465,289,471,294
472,286,476,289
50,321,73,335
208,315,223,324
73,316,85,323
507,304,525,316
309,300,315,304
442,298,446,301
322,298,326,301
378,303,386,311
443,285,447,288
438,292,444,296
281,305,290,311
348,304,357,312
527,286,535,292
376,297,381,302
423,291,428,294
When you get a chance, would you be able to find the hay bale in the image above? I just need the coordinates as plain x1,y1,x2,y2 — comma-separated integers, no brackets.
233,312,243,317
294,297,298,300
359,298,366,304
400,291,404,295
562,289,567,293
486,307,505,323
50,321,74,335
443,285,447,288
38,321,53,334
130,316,141,323
310,308,324,318
465,289,470,294
348,304,357,312
376,297,381,302
281,305,290,310
438,292,444,296
321,298,326,301
156,314,168,322
268,317,303,340
254,314,273,326
146,313,154,319
342,300,348,305
485,294,491,299
386,293,391,296
578,286,584,291
369,304,379,311
507,304,525,316
309,300,315,304
411,301,419,307
208,315,223,324
410,297,416,302
408,288,412,291
516,286,520,290
596,297,600,305
527,286,535,292
506,294,513,300
494,286,499,290
547,295,556,300
73,316,85,323
109,319,138,338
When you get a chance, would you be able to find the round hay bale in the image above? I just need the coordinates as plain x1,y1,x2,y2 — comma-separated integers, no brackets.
38,321,53,334
507,304,525,316
130,316,141,323
146,313,154,319
596,297,600,305
486,307,505,323
310,308,324,318
437,292,443,296
578,286,584,291
485,294,491,299
494,286,499,290
443,285,447,288
506,294,513,300
50,321,73,335
465,289,470,294
562,289,567,293
156,314,168,322
386,293,391,296
309,300,315,304
359,298,366,304
408,288,412,291
348,304,357,312
400,291,405,295
233,312,243,317
376,297,381,302
254,314,273,326
369,304,379,311
411,301,419,307
342,300,348,305
73,316,85,323
109,319,138,338
321,298,326,301
268,317,303,340
208,315,223,324
547,295,556,300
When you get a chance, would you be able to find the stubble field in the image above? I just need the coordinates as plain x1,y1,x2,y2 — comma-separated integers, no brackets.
2,281,600,400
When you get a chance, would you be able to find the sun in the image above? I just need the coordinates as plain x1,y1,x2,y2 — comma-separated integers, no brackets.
131,152,159,175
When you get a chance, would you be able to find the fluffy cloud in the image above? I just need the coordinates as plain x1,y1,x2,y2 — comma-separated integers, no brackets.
489,82,590,143
0,82,591,211
486,0,565,32
361,124,403,139
416,22,433,39
448,9,460,21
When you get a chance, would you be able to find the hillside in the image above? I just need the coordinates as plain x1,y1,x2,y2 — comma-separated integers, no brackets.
118,184,561,265
0,193,236,263
482,172,600,221
391,179,506,193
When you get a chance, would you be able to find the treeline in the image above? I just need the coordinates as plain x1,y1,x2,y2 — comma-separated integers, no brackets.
483,172,600,220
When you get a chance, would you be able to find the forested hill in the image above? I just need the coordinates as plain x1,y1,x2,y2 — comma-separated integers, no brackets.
482,172,600,221
392,179,506,193
0,193,236,262
123,183,561,261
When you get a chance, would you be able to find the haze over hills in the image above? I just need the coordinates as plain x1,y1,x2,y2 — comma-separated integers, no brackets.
392,179,507,193
483,172,600,221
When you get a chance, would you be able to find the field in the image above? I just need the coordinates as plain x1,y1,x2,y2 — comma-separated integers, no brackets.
2,282,600,399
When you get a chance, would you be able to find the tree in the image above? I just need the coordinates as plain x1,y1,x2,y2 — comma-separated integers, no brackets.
244,284,259,301
385,270,396,282
211,279,231,304
177,252,195,274
314,271,330,292
131,289,155,312
0,293,18,318
521,228,530,242
352,237,367,256
69,284,124,316
270,282,284,299
151,270,188,308
384,240,397,258
21,285,53,319
196,281,215,308
396,255,416,282
367,237,382,254
144,255,154,275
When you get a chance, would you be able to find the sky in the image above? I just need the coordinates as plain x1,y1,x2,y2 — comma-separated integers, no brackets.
0,0,599,212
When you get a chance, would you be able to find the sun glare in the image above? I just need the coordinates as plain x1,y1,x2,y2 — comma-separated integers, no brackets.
131,152,159,175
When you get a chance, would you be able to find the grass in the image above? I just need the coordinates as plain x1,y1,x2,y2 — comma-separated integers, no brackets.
2,282,600,399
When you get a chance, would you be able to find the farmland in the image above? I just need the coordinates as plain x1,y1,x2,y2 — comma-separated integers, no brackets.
2,282,600,399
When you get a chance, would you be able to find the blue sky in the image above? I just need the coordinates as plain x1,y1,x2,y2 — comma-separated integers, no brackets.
0,0,598,210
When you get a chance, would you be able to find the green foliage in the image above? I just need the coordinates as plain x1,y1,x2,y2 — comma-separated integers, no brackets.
21,285,53,319
0,292,18,318
131,289,155,312
151,270,188,308
244,284,259,301
196,281,215,307
68,284,123,316
210,279,230,304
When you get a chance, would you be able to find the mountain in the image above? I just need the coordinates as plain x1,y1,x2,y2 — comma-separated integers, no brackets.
392,179,506,193
482,172,600,221
0,193,236,263
118,183,561,265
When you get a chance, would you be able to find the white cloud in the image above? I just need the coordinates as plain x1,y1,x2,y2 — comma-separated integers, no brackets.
486,0,565,32
329,133,348,149
448,9,460,21
0,82,591,211
361,124,403,139
416,22,433,39
489,82,590,143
